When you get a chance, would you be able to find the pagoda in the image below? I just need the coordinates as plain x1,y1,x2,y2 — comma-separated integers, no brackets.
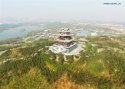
49,28,83,55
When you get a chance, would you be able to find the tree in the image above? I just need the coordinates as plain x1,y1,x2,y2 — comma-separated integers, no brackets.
3,68,49,89
10,48,22,58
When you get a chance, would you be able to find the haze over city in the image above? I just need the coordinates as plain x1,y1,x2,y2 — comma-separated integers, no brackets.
1,1,125,89
0,0,125,23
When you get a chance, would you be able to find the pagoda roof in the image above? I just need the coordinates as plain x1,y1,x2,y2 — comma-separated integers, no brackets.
57,39,74,43
57,34,73,36
59,28,71,32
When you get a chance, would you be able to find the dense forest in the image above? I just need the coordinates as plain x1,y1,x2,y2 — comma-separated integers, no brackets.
0,37,125,89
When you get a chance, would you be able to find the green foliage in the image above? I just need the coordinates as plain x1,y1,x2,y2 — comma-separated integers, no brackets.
0,46,12,51
58,53,64,64
102,50,125,85
0,37,125,89
2,68,49,89
66,55,74,63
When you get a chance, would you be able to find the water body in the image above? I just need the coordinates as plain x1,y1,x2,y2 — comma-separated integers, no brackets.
0,25,44,40
75,29,91,36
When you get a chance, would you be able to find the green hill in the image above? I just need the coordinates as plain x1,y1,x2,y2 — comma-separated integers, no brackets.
0,37,125,89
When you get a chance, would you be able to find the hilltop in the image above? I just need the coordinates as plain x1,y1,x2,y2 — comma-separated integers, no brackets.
0,35,125,89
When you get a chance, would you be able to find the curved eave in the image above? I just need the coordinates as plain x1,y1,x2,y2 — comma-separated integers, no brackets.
57,34,73,36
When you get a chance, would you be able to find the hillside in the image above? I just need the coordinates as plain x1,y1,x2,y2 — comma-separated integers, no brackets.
0,36,125,89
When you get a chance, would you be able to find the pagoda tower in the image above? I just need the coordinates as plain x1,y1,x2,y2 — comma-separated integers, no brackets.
57,28,74,48
49,28,82,55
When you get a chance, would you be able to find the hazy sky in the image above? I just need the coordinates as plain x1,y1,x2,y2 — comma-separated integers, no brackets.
0,0,125,23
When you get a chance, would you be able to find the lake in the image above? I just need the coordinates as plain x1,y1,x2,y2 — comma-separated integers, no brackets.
0,25,44,40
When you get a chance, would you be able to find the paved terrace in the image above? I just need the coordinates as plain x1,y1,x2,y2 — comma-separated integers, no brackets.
63,44,83,55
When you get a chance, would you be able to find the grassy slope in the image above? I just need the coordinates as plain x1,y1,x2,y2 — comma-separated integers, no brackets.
0,37,125,89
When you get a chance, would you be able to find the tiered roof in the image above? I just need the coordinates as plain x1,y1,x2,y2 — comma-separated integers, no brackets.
59,28,70,32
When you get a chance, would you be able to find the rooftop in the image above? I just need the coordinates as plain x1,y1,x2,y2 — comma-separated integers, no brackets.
59,28,71,32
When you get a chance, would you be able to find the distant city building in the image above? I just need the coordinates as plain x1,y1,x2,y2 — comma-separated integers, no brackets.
49,28,83,55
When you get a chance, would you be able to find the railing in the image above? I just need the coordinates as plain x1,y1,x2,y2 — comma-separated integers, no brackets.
57,39,73,42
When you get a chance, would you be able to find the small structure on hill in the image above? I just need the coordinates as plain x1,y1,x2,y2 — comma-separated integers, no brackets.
49,28,83,55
